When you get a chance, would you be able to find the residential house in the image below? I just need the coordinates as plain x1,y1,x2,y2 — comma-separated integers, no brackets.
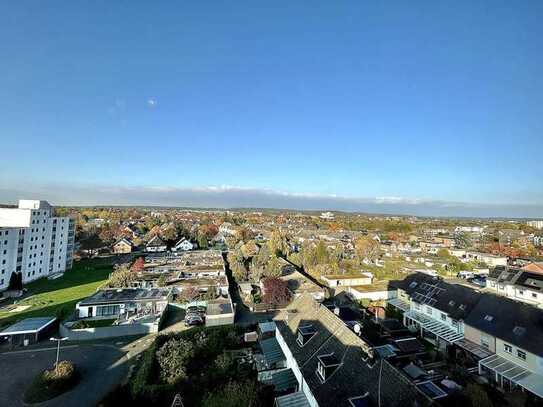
455,226,485,234
145,235,167,253
319,211,335,220
218,222,236,236
112,238,135,254
122,224,141,240
272,293,429,407
321,272,373,288
171,237,193,252
76,287,170,319
486,266,543,308
463,295,543,398
388,273,481,349
346,281,399,302
449,250,507,268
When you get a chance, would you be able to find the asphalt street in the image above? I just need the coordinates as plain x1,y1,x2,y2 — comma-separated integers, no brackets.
0,339,143,407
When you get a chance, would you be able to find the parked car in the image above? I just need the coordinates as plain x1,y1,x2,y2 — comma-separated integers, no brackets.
186,305,206,316
185,315,204,327
468,276,486,287
457,271,474,279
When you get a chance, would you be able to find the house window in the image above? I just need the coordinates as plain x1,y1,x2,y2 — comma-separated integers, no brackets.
441,313,447,321
316,353,341,383
96,305,120,316
317,360,326,382
519,290,524,295
504,344,513,354
425,306,432,315
480,336,490,349
517,350,526,361
532,293,537,299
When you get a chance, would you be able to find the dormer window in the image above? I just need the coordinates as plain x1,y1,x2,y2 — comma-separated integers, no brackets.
316,353,341,382
459,304,466,311
297,325,316,346
484,315,494,322
409,282,418,289
448,300,455,306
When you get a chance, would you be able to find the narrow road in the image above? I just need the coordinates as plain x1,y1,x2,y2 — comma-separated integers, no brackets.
0,342,128,407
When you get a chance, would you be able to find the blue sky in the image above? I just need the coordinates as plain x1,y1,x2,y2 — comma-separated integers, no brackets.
1,1,542,216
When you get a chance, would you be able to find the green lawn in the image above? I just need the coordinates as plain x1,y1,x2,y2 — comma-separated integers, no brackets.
0,258,114,329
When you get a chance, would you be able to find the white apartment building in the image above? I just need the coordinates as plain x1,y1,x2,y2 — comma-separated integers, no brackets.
0,200,75,291
527,220,543,230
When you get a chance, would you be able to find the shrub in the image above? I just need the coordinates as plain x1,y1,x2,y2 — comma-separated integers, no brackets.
261,277,291,306
214,352,234,375
202,381,259,407
156,338,195,384
24,361,79,403
44,360,75,380
464,383,493,407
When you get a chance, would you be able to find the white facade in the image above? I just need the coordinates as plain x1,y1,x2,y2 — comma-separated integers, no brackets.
0,200,75,291
450,250,507,267
527,220,543,230
486,279,543,308
319,211,335,220
455,226,485,233
172,238,193,252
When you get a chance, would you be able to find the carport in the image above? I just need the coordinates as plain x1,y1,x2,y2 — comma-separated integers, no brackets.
0,316,57,346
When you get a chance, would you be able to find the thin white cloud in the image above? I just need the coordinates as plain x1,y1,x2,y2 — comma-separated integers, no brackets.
0,184,541,218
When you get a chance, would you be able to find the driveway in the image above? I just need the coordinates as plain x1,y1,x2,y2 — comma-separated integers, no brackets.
0,342,130,407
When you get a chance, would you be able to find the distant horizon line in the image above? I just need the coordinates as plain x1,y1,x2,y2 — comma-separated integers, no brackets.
2,201,542,222
0,184,541,219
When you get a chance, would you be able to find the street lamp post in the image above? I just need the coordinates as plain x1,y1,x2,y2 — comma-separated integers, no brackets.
49,337,68,374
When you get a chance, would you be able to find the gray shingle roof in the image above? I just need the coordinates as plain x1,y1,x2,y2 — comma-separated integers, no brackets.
396,273,481,320
464,293,543,357
274,293,430,407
